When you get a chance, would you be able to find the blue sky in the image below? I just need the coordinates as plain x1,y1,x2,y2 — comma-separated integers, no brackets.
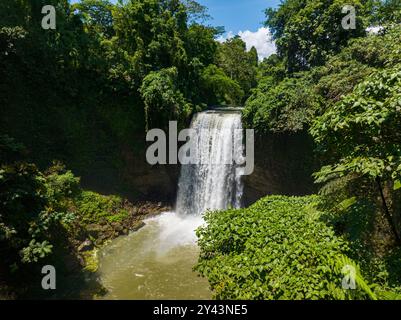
198,0,280,60
198,0,280,35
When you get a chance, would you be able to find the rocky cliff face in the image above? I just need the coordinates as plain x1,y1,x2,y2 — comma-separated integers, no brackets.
80,131,316,206
242,132,317,206
80,140,180,204
122,153,180,203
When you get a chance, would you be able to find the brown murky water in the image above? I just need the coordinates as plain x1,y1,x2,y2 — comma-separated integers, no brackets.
96,212,212,300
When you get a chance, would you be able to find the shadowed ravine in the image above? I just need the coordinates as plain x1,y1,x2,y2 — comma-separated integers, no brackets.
96,111,244,299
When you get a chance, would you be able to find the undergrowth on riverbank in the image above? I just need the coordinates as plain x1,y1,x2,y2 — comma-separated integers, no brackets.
76,191,130,224
196,195,400,300
0,135,168,298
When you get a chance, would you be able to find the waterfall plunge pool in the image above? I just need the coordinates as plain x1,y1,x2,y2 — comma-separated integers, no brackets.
96,212,212,300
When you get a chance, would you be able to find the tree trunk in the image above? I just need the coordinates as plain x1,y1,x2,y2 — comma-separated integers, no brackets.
376,177,401,245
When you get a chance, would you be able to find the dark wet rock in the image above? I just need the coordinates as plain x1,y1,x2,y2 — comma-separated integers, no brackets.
243,131,317,206
131,221,145,232
64,253,83,272
77,201,171,261
78,240,94,252
86,224,103,238
113,223,124,233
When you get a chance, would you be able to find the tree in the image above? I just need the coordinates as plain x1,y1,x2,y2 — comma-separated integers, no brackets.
311,65,401,241
183,0,211,24
200,64,244,106
217,36,258,100
376,0,401,24
0,137,80,265
186,24,218,66
266,0,370,72
249,46,259,67
72,0,114,37
243,74,320,132
140,67,192,130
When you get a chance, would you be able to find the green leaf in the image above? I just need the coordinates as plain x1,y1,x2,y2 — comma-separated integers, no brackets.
394,180,401,191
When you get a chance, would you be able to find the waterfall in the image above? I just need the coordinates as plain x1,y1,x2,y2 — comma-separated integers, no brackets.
97,110,245,299
176,111,245,216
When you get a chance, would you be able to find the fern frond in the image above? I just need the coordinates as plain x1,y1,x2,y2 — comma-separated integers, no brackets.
334,255,378,300
376,290,401,300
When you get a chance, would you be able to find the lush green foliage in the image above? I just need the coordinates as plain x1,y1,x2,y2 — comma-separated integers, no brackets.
0,0,253,183
216,36,258,100
0,138,79,264
2,0,401,301
196,195,374,300
311,65,401,184
265,0,370,72
76,191,129,224
200,64,244,106
375,0,401,24
243,74,320,132
241,0,401,301
318,195,401,298
140,67,192,130
244,25,401,132
0,136,130,272
0,0,259,298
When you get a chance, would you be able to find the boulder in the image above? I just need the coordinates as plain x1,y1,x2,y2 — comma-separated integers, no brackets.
131,221,145,232
86,224,103,238
78,240,94,252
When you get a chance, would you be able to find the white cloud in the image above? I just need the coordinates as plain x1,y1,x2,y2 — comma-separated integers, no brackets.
217,27,276,61
216,31,235,43
366,26,384,34
238,27,276,61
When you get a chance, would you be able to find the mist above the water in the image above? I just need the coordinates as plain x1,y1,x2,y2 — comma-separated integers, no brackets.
146,212,205,256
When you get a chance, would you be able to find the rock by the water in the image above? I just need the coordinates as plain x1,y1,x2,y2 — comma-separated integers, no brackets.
131,221,145,232
78,240,94,252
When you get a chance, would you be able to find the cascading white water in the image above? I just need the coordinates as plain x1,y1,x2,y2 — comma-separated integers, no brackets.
176,111,245,216
97,110,245,299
